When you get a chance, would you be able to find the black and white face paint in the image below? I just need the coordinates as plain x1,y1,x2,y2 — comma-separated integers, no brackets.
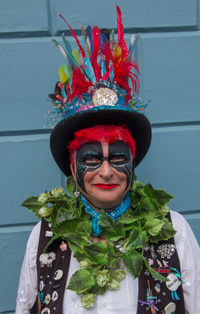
76,141,133,192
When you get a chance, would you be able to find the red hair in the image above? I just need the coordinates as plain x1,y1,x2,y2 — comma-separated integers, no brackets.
68,124,136,163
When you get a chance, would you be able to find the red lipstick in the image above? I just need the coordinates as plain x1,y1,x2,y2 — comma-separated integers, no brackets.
95,184,118,190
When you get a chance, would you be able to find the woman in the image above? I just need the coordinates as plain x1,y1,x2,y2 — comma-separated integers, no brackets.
16,7,200,314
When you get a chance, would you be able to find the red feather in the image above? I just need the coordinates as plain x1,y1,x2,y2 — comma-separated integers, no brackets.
67,67,93,101
91,26,101,81
59,14,85,58
116,6,129,60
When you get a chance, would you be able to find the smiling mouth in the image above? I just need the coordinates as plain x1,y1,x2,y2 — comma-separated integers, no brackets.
95,184,118,190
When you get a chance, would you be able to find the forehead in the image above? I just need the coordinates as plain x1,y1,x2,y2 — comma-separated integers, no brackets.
77,140,130,154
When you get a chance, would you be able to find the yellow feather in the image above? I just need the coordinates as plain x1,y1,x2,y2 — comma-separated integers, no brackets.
72,49,80,65
58,65,69,83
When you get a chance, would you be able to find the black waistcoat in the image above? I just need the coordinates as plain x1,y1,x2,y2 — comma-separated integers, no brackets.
31,212,185,313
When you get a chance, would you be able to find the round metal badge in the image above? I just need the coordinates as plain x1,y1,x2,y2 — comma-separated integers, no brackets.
166,273,181,291
92,88,118,107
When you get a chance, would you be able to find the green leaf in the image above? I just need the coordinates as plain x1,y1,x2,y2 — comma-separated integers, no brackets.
118,209,138,224
52,202,81,229
66,176,76,194
90,282,106,295
54,218,92,237
21,196,43,213
63,233,88,252
67,269,95,293
84,242,108,265
127,228,147,249
123,250,143,279
99,212,125,241
143,257,168,282
145,219,164,236
144,184,173,207
149,219,176,243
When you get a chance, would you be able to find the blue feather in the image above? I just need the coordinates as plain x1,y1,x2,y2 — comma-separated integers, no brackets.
100,32,108,49
83,57,96,83
86,26,93,55
61,33,79,67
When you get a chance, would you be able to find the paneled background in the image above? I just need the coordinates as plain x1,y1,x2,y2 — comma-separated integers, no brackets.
0,0,199,312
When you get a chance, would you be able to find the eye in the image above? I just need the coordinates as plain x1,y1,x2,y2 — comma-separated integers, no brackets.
81,153,101,164
109,154,128,163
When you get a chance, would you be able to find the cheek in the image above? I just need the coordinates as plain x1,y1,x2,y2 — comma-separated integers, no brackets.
112,162,132,189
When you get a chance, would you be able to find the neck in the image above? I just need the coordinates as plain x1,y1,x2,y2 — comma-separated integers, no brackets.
81,193,131,236
83,196,119,213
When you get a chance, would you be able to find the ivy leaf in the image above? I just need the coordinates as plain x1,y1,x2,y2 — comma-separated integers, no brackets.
54,218,92,237
145,219,164,236
84,242,108,265
123,250,143,279
63,233,88,252
21,196,43,214
67,269,95,293
127,228,147,249
149,220,176,243
106,239,120,267
143,257,168,282
99,212,125,241
52,201,81,229
118,209,138,224
144,184,173,207
66,176,76,194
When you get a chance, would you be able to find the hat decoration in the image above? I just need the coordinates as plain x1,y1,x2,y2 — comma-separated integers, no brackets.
47,6,148,128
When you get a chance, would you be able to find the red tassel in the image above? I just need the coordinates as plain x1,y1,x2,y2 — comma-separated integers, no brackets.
59,14,85,58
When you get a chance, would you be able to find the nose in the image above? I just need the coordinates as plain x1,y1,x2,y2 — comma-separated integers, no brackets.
99,160,113,179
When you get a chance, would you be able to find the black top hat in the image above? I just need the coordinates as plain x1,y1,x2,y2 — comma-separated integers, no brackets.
49,7,152,176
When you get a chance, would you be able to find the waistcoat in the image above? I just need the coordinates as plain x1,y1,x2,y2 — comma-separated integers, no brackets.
31,212,185,314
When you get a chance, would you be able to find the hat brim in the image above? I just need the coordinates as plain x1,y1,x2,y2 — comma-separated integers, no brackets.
50,107,152,177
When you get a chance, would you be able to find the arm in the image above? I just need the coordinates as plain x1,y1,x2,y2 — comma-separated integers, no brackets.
171,210,200,314
15,221,41,314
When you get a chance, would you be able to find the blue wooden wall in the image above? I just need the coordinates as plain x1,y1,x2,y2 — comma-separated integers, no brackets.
0,0,200,312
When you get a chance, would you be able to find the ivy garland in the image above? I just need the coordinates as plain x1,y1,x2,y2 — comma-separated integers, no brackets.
22,177,176,309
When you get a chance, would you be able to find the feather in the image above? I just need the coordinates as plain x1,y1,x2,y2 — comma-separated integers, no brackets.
51,38,68,60
116,6,129,60
83,57,96,83
72,49,80,65
58,64,70,83
86,26,94,56
67,67,93,101
59,14,86,58
128,34,139,59
61,34,79,67
80,25,90,57
111,29,115,46
91,26,101,81
100,32,108,49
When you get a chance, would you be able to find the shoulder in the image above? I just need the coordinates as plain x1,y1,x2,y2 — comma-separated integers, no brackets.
170,210,199,246
26,220,41,254
170,210,200,267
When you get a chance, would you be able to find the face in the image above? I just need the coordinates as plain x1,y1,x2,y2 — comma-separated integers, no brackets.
70,140,133,210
